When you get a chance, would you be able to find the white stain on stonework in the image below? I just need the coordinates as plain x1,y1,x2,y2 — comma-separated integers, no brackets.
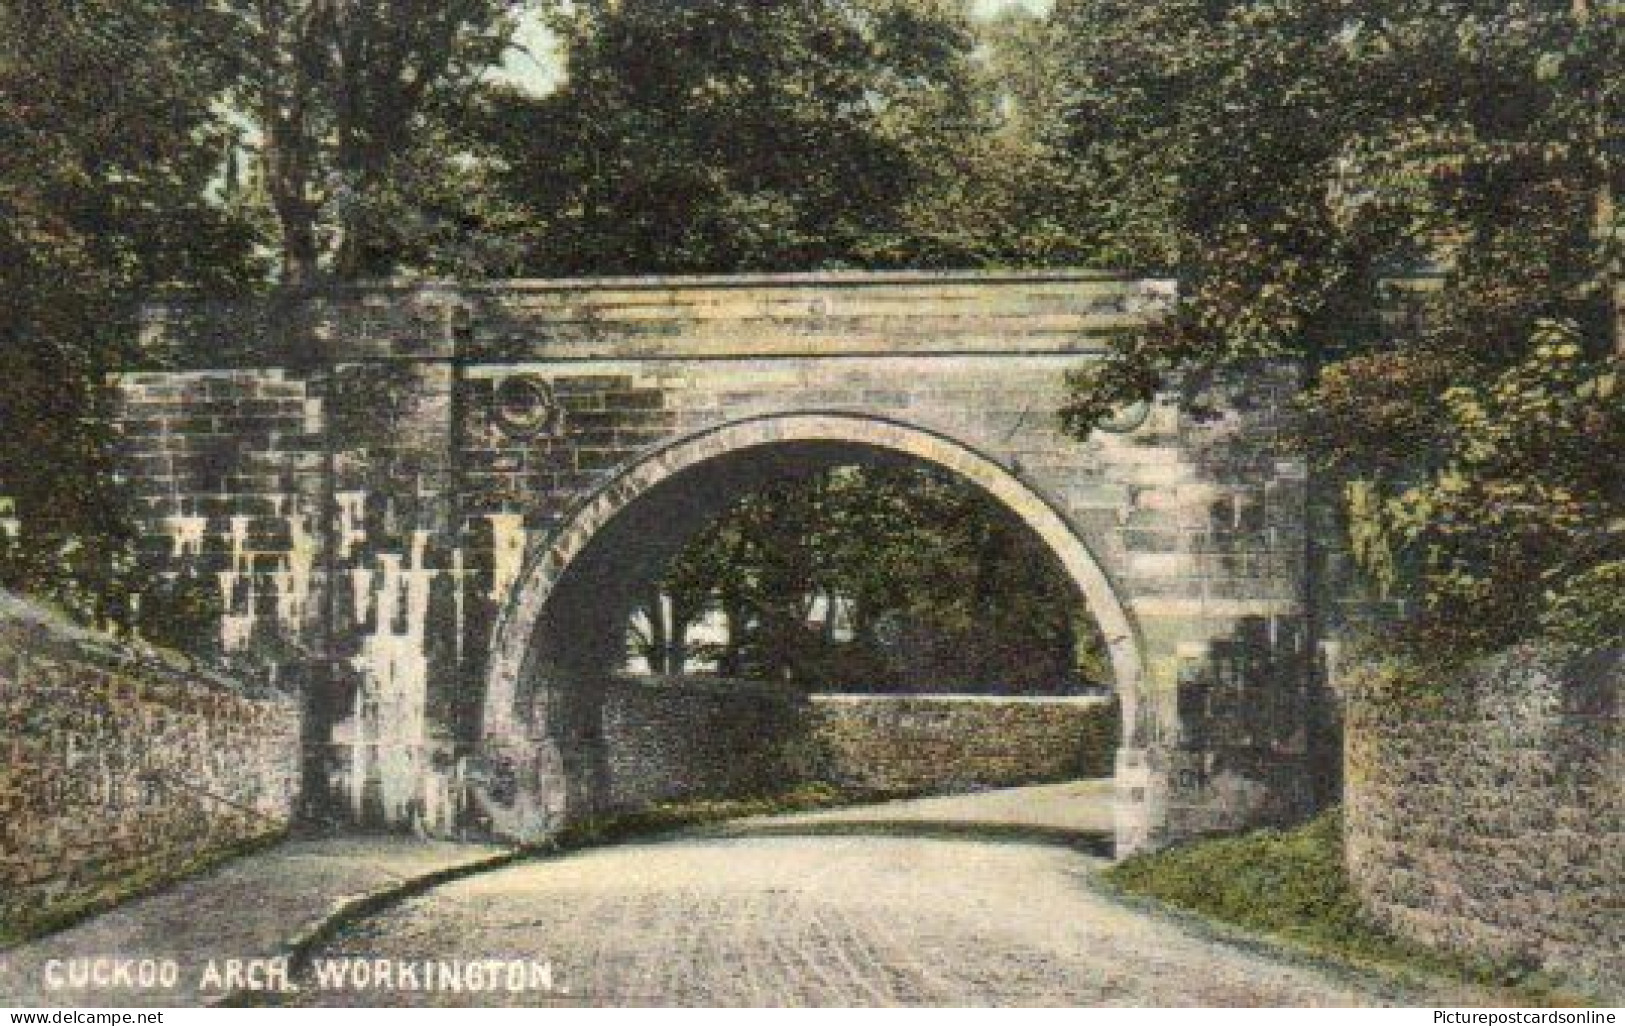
208,504,321,652
163,512,208,558
487,513,527,605
450,547,466,665
218,515,255,653
420,760,460,836
351,567,374,625
336,491,368,559
349,529,435,827
0,497,19,540
272,501,318,633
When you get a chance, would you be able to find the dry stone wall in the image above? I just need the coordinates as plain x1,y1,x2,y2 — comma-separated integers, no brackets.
1345,646,1622,998
598,677,812,808
808,694,1117,793
0,593,301,936
592,678,1118,811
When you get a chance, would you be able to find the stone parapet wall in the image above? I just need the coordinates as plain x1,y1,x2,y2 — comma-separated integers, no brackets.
808,694,1118,793
598,677,812,809
0,593,301,935
1345,647,1622,997
594,678,1118,813
137,271,1173,366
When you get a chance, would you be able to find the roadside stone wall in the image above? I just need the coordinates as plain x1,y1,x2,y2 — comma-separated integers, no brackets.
0,593,301,936
809,694,1118,793
592,678,1118,812
1344,646,1622,997
598,676,811,809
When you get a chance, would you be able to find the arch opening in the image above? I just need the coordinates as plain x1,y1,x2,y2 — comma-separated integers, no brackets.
478,414,1144,838
621,460,1111,696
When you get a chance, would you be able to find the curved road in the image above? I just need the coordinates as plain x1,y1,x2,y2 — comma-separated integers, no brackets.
287,807,1435,1006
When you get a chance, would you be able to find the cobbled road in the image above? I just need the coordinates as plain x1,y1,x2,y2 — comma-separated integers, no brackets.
286,830,1430,1007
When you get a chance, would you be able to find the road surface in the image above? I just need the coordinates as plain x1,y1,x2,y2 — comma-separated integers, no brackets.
286,829,1420,1006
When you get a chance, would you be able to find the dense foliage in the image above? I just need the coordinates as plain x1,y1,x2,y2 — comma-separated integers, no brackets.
633,465,1108,694
0,0,526,621
458,0,1004,274
225,0,524,283
1046,0,1621,655
0,1,259,622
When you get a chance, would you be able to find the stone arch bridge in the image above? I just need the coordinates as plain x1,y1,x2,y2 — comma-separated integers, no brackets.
115,270,1345,854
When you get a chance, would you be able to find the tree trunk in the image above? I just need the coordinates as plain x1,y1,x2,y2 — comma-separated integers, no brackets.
260,81,321,289
665,596,694,676
252,0,316,286
641,585,668,674
719,595,746,677
273,189,322,286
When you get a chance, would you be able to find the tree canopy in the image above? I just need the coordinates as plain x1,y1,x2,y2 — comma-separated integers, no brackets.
462,0,1004,275
0,0,259,621
1047,0,1622,655
632,464,1108,695
225,0,524,283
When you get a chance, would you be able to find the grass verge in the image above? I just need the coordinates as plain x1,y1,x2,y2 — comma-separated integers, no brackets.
1102,809,1594,1006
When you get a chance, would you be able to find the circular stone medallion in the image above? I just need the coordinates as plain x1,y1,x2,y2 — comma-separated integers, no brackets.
492,375,566,440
